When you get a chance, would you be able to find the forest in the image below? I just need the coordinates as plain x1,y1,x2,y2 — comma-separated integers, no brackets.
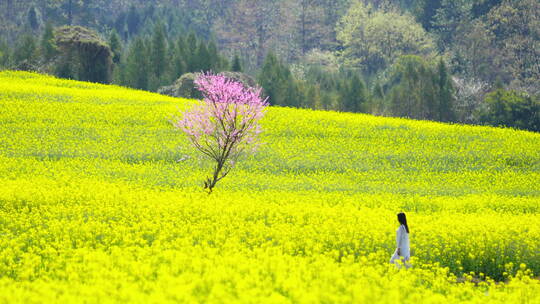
1,0,539,131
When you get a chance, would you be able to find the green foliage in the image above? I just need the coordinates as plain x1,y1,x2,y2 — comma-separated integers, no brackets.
432,0,473,51
27,6,39,31
485,0,540,91
258,52,294,106
386,55,448,120
435,59,455,122
150,23,167,80
13,33,38,70
124,37,149,90
126,5,140,38
0,40,11,69
232,54,242,72
40,23,57,62
413,0,443,30
337,2,436,76
341,74,367,113
108,30,122,64
479,89,540,132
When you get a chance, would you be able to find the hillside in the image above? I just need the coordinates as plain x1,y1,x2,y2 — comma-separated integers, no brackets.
0,71,539,303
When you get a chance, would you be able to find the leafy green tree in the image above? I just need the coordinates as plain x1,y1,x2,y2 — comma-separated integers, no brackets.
432,0,473,51
413,0,443,30
479,89,540,132
337,2,436,76
485,0,540,92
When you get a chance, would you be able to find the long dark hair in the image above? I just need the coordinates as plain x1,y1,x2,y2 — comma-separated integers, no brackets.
397,212,410,233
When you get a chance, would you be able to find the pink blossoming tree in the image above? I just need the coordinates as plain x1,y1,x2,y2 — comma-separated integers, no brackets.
173,73,268,193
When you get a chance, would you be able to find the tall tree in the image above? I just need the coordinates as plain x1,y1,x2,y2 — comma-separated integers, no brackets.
231,54,242,72
108,30,122,65
40,22,57,62
150,23,167,79
337,2,436,76
435,59,455,121
124,38,149,90
28,7,39,31
432,0,473,51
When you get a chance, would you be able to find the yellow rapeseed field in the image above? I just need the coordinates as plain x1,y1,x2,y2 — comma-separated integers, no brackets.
0,71,539,303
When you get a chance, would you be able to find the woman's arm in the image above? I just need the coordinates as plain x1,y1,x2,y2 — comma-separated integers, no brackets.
396,226,402,255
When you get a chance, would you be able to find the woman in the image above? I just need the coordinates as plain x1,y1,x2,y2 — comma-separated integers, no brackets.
390,212,410,266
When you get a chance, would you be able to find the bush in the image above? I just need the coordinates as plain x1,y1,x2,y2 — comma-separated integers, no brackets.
479,89,540,132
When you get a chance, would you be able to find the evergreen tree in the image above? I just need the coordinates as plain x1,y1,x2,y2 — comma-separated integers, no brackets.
413,0,443,30
195,41,211,72
150,23,167,79
171,36,187,80
436,59,455,121
28,7,39,31
432,0,473,51
232,54,242,72
108,30,122,64
346,74,367,113
40,23,57,62
14,34,38,69
126,6,140,38
185,32,199,72
0,40,11,68
387,55,438,120
206,41,220,71
125,38,149,90
258,52,292,106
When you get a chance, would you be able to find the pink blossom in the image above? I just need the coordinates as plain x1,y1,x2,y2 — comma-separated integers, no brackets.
172,73,268,193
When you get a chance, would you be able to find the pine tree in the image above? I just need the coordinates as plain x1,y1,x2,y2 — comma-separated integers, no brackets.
14,34,38,69
347,74,367,113
171,36,186,80
126,6,140,38
108,30,122,64
40,23,57,62
436,58,455,121
206,41,220,71
258,52,292,106
0,40,11,68
195,41,211,72
150,23,167,79
28,7,39,31
232,54,242,72
185,32,198,72
125,38,149,90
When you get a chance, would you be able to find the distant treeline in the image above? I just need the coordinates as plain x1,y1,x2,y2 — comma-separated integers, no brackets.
0,0,538,131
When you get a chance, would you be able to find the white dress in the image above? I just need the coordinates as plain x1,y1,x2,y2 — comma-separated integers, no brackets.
390,224,410,264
